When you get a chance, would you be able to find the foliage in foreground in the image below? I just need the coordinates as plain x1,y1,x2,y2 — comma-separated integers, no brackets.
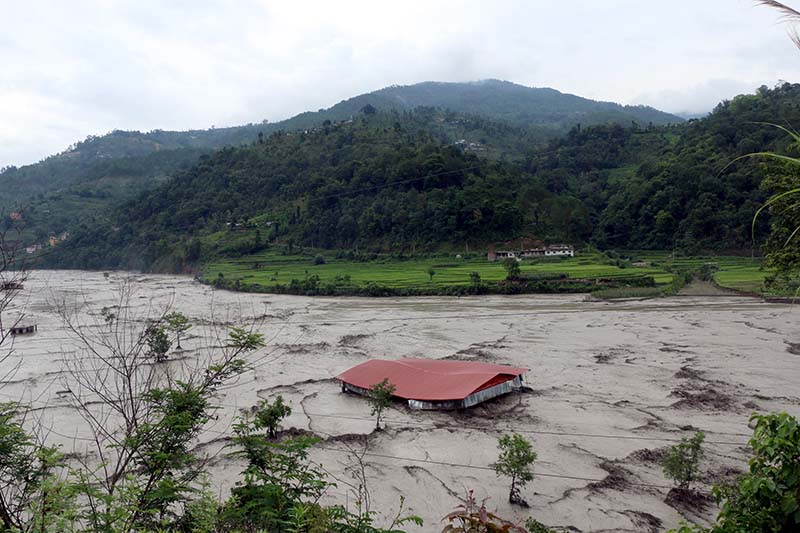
441,490,526,533
669,413,800,533
0,301,427,533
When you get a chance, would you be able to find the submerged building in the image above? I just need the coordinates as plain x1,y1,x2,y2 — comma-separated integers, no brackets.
336,358,527,410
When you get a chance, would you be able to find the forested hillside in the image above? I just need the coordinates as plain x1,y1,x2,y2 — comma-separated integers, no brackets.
0,79,682,245
41,111,535,270
528,83,800,251
20,83,800,272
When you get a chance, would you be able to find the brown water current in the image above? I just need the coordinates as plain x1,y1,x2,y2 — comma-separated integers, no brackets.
3,270,799,532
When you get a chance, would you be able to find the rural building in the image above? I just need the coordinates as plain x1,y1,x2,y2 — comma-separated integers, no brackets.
336,358,527,410
544,244,574,257
10,323,36,335
488,242,575,261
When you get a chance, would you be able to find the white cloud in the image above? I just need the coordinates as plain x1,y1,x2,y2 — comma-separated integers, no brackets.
2,0,800,167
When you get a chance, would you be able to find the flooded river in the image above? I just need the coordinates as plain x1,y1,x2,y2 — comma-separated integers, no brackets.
3,270,799,531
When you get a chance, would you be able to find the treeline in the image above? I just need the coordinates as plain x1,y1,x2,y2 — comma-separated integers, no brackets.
525,83,800,251
35,83,800,271
40,111,546,270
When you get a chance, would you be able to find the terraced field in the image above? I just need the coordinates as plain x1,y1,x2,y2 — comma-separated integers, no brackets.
203,249,773,295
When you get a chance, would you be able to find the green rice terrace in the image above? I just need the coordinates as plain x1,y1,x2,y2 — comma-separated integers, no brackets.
202,248,780,298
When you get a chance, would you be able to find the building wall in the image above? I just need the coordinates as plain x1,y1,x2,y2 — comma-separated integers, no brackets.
407,375,524,410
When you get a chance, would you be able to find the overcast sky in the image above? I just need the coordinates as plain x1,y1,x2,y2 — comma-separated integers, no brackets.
2,0,800,168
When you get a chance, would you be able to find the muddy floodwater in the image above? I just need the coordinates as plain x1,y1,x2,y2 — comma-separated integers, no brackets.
4,270,799,532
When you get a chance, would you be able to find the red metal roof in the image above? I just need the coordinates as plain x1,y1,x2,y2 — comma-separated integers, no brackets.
336,359,527,401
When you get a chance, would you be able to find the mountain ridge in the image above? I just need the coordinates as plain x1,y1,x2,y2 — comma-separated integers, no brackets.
35,83,800,271
0,79,683,246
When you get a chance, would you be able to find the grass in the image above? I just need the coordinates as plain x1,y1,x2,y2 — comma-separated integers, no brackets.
713,266,774,293
204,250,666,289
202,247,776,296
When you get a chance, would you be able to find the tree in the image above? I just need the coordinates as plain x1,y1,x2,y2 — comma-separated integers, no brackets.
0,403,74,531
469,271,481,292
253,395,292,439
494,434,537,506
145,322,171,362
164,311,191,350
502,257,521,279
56,282,264,531
226,408,422,532
367,378,395,430
744,3,800,287
427,266,436,282
662,431,705,490
668,413,800,533
711,413,800,532
100,306,116,327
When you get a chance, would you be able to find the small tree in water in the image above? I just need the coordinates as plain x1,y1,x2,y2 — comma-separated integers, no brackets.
253,395,292,439
164,311,191,350
494,433,537,506
662,431,705,490
145,323,171,362
367,378,395,430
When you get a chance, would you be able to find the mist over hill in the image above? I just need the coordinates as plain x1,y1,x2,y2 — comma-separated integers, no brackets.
318,80,683,128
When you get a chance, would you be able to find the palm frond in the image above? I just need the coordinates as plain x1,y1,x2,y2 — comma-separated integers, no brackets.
756,0,800,22
756,0,800,48
718,123,800,176
783,223,800,246
719,151,800,177
791,26,800,47
753,187,800,241
749,121,800,144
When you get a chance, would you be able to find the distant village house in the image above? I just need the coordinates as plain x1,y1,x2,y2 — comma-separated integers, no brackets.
488,240,574,261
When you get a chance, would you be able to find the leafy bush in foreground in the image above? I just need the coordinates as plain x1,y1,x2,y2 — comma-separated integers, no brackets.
669,413,800,533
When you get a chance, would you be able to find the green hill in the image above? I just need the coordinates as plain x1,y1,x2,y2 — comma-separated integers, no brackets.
0,79,682,244
37,83,800,272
